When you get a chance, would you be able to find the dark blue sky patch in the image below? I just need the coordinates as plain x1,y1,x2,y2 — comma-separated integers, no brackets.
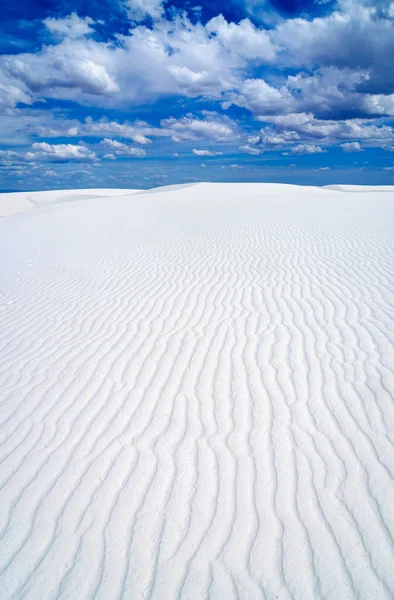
269,0,335,18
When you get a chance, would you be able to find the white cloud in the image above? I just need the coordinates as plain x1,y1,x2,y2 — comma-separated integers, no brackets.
125,0,164,20
28,142,97,162
341,141,362,152
241,0,285,25
225,78,291,115
257,113,394,148
239,144,261,155
103,153,116,160
161,113,237,141
0,12,278,110
192,149,223,156
35,112,237,144
205,16,276,63
0,82,32,112
272,1,394,94
0,149,21,163
44,13,95,39
1,48,119,100
260,129,300,145
290,144,325,155
223,57,394,122
225,68,389,120
222,163,244,169
247,135,260,145
101,138,147,156
0,2,392,125
65,118,153,143
362,93,394,116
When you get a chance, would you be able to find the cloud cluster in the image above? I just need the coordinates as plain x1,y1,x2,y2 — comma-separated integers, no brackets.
290,144,325,155
226,69,394,119
239,144,261,155
26,142,97,162
24,112,238,146
0,0,392,123
160,113,238,142
0,12,277,110
248,113,394,150
125,0,165,20
341,141,362,152
272,1,394,95
0,150,24,164
101,138,147,157
0,83,32,112
192,149,223,156
43,13,95,39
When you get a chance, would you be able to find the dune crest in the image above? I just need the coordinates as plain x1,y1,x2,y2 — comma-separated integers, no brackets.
0,188,138,217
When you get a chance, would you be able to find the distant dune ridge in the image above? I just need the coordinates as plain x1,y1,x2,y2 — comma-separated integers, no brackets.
0,188,138,217
0,183,393,599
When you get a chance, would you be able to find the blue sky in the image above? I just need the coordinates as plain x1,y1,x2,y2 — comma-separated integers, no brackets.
0,0,393,190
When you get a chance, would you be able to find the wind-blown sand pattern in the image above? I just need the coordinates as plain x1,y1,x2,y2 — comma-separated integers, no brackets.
0,183,393,600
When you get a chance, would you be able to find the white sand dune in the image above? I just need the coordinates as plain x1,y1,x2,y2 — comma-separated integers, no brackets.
0,182,393,599
323,185,394,193
0,188,138,217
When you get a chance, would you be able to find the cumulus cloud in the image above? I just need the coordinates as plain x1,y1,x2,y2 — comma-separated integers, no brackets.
341,141,362,152
21,112,239,147
62,118,153,144
290,144,325,155
0,149,24,164
192,149,223,156
125,0,164,20
43,13,95,39
239,144,261,155
0,1,392,126
272,1,394,95
0,12,278,110
101,138,147,156
1,49,119,102
260,129,300,145
225,67,394,120
225,78,291,115
67,127,79,136
205,16,276,63
256,113,394,149
161,113,237,141
27,142,97,162
0,83,32,112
